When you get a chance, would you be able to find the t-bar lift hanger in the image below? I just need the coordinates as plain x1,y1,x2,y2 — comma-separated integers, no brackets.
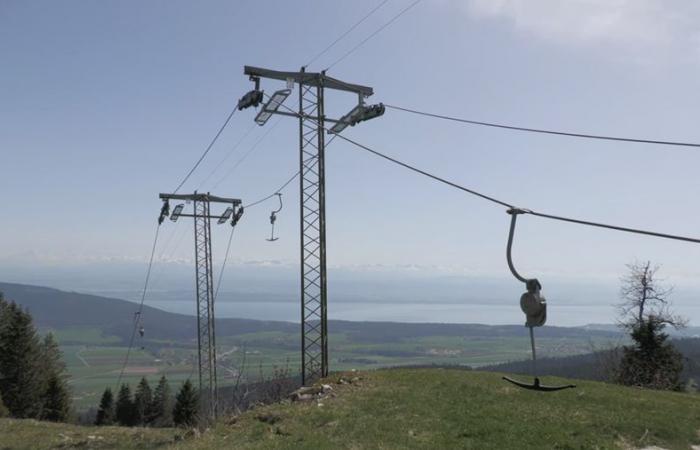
502,208,576,392
267,193,283,242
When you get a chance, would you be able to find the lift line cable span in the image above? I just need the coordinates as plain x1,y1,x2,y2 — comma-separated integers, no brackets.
173,106,238,194
198,122,257,190
242,133,339,209
385,104,700,149
333,132,700,244
154,120,274,270
116,224,162,388
211,117,283,190
325,0,424,71
304,0,391,69
123,107,244,383
214,226,236,301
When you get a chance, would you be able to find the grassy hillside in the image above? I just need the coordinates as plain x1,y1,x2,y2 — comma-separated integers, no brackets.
2,369,699,449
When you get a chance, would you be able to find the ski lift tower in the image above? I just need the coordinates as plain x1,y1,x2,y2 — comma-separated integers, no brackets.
158,192,244,420
238,66,383,384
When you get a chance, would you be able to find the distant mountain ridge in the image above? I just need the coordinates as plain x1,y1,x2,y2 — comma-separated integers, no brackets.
0,282,296,342
0,281,623,344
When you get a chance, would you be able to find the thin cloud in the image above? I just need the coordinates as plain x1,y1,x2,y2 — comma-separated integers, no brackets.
458,0,700,62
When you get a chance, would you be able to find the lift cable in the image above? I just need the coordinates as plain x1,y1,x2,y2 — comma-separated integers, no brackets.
325,0,424,71
116,224,162,388
332,132,700,244
385,104,700,149
198,122,257,189
153,121,273,274
173,106,238,194
214,226,236,301
244,172,299,209
304,0,391,69
242,134,338,209
211,117,283,190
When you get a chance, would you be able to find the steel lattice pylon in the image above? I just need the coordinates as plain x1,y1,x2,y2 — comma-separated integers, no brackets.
240,65,377,386
193,197,217,418
158,192,242,422
298,79,328,384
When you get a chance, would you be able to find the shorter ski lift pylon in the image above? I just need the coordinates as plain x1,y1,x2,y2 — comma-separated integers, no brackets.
266,193,283,242
502,208,576,392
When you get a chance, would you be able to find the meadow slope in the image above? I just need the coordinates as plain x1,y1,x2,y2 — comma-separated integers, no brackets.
2,369,700,449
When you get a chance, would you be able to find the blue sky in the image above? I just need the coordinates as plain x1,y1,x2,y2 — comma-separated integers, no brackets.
2,1,699,323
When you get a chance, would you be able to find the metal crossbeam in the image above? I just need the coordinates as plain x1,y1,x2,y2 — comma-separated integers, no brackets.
245,66,373,96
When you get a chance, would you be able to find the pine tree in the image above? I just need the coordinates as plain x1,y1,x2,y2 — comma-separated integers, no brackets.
40,373,70,422
173,379,198,427
38,333,70,421
0,390,8,418
134,377,153,426
616,262,685,390
151,375,173,427
95,387,115,425
0,302,43,418
617,317,684,390
115,384,136,426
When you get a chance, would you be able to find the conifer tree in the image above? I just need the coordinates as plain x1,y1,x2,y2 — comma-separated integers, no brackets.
0,302,43,418
0,390,8,418
616,262,685,390
115,384,136,426
38,333,70,421
151,375,173,427
134,377,153,426
95,387,115,425
173,379,198,427
40,373,70,422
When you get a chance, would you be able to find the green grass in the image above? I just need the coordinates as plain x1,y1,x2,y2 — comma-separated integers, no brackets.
182,369,700,450
46,327,122,345
0,419,181,449
3,369,699,449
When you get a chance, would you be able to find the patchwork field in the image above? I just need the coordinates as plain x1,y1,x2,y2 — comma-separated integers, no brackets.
54,325,619,411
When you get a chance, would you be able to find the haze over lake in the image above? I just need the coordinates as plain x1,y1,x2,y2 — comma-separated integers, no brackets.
4,260,699,327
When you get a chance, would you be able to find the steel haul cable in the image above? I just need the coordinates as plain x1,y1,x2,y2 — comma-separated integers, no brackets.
270,93,700,244
332,132,700,244
173,106,238,193
116,224,161,388
305,0,391,69
385,104,700,149
325,0,424,71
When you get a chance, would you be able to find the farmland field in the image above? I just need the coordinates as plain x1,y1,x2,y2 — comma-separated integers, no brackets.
56,325,619,411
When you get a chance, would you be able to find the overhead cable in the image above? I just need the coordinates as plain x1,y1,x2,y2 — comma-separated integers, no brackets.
332,133,700,244
242,132,339,209
385,104,700,149
305,0,391,69
116,224,161,387
198,122,257,189
211,117,282,190
326,0,423,71
173,106,237,193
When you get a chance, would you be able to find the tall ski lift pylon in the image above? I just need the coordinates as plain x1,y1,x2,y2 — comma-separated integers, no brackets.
158,191,244,420
238,66,383,385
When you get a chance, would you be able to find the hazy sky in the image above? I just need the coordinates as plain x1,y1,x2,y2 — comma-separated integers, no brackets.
2,1,700,306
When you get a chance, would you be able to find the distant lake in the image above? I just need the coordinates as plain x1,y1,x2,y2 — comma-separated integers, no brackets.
144,298,623,327
95,282,700,327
